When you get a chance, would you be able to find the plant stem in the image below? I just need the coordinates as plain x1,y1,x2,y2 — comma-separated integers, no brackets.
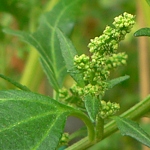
71,112,95,142
0,43,7,89
20,49,43,91
67,95,150,150
95,116,104,141
44,0,59,11
137,0,150,99
0,43,5,74
66,137,92,150
103,94,150,138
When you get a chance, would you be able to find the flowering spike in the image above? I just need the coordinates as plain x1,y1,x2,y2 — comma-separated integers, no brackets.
60,13,135,120
72,12,135,98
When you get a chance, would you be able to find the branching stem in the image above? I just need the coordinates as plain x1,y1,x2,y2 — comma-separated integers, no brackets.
70,111,95,142
66,95,150,150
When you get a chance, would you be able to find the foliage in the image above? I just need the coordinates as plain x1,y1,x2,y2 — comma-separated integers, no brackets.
0,0,150,150
0,90,76,150
134,27,150,37
114,116,150,148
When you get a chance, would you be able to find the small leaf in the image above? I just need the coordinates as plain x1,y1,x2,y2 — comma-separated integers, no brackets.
134,28,150,37
57,28,85,87
114,116,150,148
84,94,100,122
0,90,78,150
0,74,30,91
146,0,150,6
108,75,130,89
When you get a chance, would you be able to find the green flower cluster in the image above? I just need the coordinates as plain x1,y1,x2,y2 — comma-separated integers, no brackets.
88,12,135,54
59,88,69,100
71,83,101,96
73,12,135,97
99,100,120,119
58,132,69,148
58,12,135,119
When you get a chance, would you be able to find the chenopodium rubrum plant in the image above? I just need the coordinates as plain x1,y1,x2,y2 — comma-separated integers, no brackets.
1,5,150,149
59,12,135,121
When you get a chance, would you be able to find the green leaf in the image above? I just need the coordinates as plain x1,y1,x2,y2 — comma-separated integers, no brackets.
3,0,85,91
57,28,85,87
108,75,130,89
146,0,150,6
84,94,100,122
134,28,150,37
0,74,30,91
0,90,77,150
114,116,150,148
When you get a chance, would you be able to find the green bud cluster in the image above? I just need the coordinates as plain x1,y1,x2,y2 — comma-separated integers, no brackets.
99,100,120,119
58,132,69,147
59,88,70,101
105,52,128,69
71,83,105,96
74,54,90,70
73,12,135,97
88,12,135,54
59,87,84,108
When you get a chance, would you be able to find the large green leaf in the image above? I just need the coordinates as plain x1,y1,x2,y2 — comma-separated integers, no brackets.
84,94,100,122
0,90,77,150
3,0,85,91
114,116,150,148
57,28,85,87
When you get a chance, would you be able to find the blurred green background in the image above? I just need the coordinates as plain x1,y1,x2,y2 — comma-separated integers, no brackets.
0,0,149,150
